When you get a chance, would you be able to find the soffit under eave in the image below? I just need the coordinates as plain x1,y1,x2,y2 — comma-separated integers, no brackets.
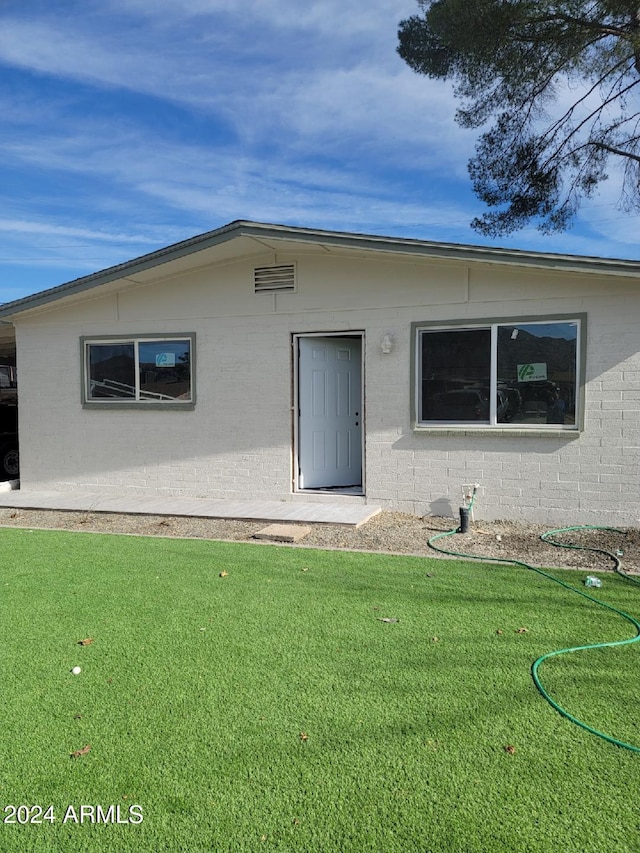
123,236,474,286
0,236,276,321
4,224,640,324
122,234,282,285
216,231,640,279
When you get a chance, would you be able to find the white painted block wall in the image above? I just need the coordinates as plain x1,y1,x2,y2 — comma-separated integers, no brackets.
13,252,640,526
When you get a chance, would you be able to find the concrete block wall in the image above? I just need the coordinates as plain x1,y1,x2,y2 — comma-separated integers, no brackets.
13,252,640,527
362,292,640,526
17,316,296,500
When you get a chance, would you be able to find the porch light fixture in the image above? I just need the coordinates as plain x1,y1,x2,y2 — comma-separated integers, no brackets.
381,333,394,354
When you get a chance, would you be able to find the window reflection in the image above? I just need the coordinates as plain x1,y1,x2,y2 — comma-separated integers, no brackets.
86,338,192,403
138,341,191,401
421,329,491,422
418,321,579,427
89,343,135,398
497,324,577,425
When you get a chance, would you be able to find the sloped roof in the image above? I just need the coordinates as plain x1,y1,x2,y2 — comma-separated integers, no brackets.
1,219,639,318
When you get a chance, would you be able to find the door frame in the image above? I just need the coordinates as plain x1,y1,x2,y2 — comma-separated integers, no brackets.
292,331,365,494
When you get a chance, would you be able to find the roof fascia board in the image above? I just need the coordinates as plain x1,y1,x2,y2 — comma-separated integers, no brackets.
255,224,640,276
1,219,639,319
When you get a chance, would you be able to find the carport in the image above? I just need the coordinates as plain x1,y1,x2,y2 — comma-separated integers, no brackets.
0,320,18,480
0,321,15,361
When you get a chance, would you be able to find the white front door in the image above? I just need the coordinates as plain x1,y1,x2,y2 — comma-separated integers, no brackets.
297,336,363,490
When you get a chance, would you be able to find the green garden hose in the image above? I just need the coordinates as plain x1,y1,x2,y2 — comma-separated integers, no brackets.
428,521,640,753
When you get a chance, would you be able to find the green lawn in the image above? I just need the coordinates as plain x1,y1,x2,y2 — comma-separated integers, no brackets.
0,527,639,853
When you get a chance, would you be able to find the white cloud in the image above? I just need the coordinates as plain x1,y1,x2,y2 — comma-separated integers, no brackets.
0,219,151,244
0,107,473,235
0,19,195,97
0,0,413,100
0,1,467,176
111,0,413,44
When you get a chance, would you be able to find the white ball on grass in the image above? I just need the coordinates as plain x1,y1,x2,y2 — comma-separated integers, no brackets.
71,666,82,675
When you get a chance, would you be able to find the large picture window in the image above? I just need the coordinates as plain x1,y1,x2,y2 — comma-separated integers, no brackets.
415,318,583,429
82,335,194,406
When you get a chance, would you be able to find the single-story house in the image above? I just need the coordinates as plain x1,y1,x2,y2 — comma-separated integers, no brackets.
0,219,639,526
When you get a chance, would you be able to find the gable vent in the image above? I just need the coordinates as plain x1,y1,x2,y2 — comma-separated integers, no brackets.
254,264,296,293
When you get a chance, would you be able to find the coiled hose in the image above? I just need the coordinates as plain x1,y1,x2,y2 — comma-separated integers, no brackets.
428,521,640,753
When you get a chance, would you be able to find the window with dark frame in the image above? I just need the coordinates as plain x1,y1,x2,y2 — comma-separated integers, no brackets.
417,320,580,428
83,337,193,404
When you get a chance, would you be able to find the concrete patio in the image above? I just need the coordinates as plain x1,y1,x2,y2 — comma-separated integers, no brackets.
0,487,381,527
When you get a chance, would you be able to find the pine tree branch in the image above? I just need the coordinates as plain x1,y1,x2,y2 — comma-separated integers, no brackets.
593,141,640,163
542,77,640,172
522,13,635,41
537,59,638,156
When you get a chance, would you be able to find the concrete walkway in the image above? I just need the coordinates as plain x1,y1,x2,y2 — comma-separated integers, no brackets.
0,488,381,527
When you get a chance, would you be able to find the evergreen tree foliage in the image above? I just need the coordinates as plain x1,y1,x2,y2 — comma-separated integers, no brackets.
398,1,640,234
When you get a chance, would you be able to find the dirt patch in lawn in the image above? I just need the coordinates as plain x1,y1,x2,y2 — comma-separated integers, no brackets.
1,508,639,574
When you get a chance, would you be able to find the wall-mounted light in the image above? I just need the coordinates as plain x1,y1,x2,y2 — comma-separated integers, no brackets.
381,333,394,354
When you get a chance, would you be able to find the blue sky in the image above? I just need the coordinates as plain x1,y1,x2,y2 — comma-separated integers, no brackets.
1,0,639,304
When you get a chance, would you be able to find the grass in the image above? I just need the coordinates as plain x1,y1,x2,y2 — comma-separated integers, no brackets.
0,527,639,852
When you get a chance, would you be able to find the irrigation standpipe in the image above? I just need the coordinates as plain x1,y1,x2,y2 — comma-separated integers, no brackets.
428,498,640,754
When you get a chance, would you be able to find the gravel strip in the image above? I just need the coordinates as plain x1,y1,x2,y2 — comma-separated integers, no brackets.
1,507,639,574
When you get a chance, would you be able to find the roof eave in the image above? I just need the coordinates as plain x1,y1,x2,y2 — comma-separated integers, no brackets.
1,219,639,319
